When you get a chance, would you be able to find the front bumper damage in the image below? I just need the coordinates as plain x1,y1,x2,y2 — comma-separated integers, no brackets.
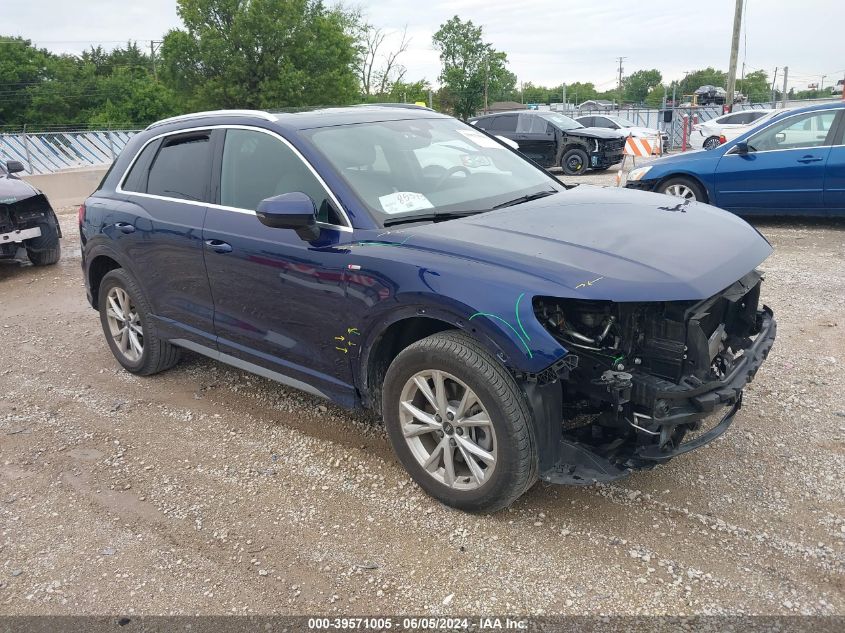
526,273,776,485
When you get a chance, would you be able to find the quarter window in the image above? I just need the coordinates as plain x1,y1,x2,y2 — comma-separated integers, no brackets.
122,140,159,193
220,129,343,225
146,132,212,202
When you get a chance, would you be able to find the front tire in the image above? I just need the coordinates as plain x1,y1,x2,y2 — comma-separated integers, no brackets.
98,269,181,375
382,331,537,513
560,148,589,176
659,177,706,202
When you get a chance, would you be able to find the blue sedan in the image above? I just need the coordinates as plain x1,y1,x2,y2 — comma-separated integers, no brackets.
626,101,845,215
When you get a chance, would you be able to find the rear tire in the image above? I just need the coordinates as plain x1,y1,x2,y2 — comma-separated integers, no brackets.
560,148,589,176
382,331,537,513
27,243,61,266
98,269,181,376
659,177,706,202
703,136,722,150
25,216,61,266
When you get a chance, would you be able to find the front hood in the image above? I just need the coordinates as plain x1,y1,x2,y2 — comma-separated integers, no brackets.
401,186,772,302
565,127,625,140
0,175,40,205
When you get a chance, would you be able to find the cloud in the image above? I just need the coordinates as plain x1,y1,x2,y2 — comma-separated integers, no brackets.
5,0,842,93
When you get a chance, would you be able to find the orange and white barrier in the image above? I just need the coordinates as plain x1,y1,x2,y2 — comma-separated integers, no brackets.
624,134,662,157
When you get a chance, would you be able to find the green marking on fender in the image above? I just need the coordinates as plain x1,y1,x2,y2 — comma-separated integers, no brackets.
469,311,533,359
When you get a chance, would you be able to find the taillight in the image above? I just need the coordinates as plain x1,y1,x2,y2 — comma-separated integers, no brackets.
78,203,86,226
719,135,727,145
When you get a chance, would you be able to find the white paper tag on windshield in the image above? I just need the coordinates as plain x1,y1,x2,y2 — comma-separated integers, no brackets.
379,191,434,214
457,129,505,149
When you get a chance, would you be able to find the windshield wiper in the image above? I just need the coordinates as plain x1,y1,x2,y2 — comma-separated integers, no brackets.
492,189,558,209
382,210,486,227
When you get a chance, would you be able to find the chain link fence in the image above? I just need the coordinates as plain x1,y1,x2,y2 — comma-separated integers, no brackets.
0,128,141,175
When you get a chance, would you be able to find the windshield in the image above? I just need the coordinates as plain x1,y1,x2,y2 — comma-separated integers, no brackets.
605,115,636,127
536,112,583,131
304,118,561,225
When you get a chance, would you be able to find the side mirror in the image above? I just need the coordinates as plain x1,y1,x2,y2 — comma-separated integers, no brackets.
6,160,24,174
256,192,320,241
734,141,749,155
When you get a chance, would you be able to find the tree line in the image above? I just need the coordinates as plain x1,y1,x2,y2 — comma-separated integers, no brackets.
0,0,823,130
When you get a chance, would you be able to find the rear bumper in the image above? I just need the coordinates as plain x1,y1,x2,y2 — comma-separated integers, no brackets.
0,226,41,245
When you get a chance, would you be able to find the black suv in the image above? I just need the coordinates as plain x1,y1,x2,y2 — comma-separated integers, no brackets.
471,110,625,175
0,160,61,265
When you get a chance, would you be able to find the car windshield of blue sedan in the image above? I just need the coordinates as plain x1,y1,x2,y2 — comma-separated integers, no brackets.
305,118,560,225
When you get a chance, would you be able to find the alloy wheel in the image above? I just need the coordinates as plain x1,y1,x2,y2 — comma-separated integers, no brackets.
105,286,144,362
663,183,697,200
398,370,497,490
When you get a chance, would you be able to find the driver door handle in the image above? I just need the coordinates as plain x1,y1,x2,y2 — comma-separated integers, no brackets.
797,155,823,163
205,239,232,253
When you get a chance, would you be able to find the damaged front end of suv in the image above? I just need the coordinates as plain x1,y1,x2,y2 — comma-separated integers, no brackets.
0,160,62,266
532,270,776,484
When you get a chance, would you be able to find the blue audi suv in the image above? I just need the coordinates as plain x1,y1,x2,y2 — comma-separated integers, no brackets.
81,106,776,511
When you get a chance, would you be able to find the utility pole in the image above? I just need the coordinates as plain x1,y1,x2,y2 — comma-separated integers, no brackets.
562,83,566,110
150,40,163,80
428,88,433,109
781,66,788,108
725,0,743,111
820,75,827,91
770,67,778,104
483,57,489,114
616,56,626,107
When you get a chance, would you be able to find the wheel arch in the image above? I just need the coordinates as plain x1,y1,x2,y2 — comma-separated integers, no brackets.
360,315,458,414
87,254,123,306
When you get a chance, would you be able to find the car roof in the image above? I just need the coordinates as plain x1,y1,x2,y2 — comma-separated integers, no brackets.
145,105,448,133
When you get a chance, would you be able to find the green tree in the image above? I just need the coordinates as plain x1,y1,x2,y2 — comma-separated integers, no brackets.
160,0,361,111
680,67,727,96
623,69,662,104
432,16,515,119
736,70,770,102
0,38,53,126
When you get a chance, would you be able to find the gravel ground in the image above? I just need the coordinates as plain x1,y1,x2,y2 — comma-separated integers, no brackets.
0,189,844,617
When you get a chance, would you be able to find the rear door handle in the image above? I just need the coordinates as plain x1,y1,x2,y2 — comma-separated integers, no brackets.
797,155,823,163
205,239,232,254
114,222,135,234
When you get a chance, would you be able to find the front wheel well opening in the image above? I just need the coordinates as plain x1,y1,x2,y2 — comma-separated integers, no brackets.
366,317,456,414
656,174,710,203
88,255,122,305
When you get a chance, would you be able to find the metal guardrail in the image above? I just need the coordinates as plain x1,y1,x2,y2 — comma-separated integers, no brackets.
0,129,141,175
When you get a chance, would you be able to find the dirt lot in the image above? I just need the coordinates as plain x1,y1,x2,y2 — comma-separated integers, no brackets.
1,190,844,617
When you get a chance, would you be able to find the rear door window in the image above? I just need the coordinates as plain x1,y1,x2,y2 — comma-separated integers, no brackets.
146,132,213,202
490,114,518,132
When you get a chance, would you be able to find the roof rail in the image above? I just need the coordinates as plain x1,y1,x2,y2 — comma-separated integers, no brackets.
356,103,433,110
145,109,277,130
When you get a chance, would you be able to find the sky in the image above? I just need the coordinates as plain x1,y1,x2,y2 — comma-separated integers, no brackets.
4,0,844,94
